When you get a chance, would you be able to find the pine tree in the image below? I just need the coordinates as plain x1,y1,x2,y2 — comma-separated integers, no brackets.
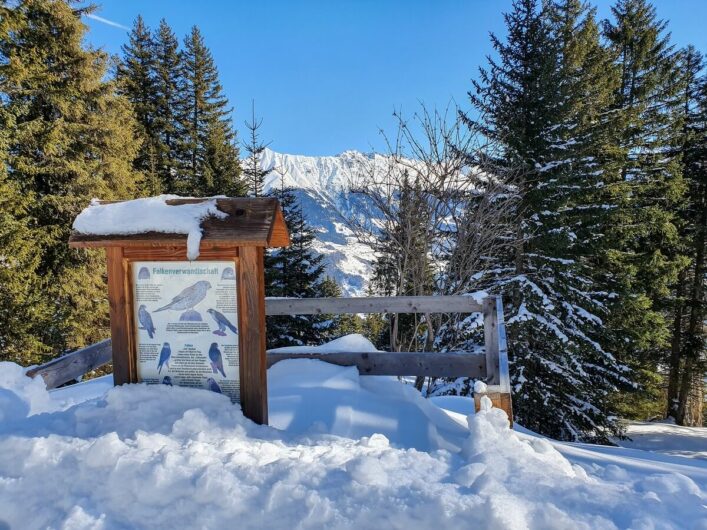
180,26,242,195
0,91,48,363
317,276,364,341
1,0,142,355
242,102,271,197
118,15,160,194
153,19,183,193
667,46,706,425
464,0,629,441
265,186,329,348
601,0,688,415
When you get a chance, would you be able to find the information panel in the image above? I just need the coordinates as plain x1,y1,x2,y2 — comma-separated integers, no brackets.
132,261,240,402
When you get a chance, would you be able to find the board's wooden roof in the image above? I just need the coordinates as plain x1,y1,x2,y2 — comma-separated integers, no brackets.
69,197,290,249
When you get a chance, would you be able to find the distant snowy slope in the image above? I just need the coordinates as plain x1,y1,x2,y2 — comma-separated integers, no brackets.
259,149,380,296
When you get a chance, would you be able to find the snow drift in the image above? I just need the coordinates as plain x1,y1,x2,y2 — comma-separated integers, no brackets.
0,353,705,529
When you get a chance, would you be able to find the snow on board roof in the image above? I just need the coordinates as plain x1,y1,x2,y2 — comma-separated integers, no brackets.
69,196,290,259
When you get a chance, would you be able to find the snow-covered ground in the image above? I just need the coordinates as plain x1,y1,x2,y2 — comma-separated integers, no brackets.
615,420,707,461
0,352,705,529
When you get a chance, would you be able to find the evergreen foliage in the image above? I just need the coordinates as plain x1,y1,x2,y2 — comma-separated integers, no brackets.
242,102,271,197
265,186,330,348
118,15,160,193
0,0,142,359
153,19,183,194
465,0,630,441
117,19,244,196
600,0,687,375
667,46,706,425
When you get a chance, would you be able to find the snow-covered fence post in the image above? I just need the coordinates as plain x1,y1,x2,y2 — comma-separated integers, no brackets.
478,295,513,424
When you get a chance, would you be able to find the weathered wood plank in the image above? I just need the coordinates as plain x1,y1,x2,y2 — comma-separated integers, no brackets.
27,339,113,390
106,247,135,385
495,295,511,393
238,246,268,425
474,392,513,427
267,351,486,378
481,295,513,423
122,246,240,260
482,296,500,386
265,295,483,315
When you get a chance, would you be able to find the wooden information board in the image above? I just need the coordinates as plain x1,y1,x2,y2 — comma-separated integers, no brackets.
70,198,290,425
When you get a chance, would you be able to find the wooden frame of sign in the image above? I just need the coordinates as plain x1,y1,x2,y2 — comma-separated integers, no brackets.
69,198,290,425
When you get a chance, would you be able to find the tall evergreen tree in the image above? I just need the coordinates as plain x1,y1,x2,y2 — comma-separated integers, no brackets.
0,0,142,355
153,19,183,194
0,90,47,363
242,102,271,197
265,185,329,348
601,0,688,416
464,0,628,441
118,15,160,194
180,26,242,195
667,46,706,425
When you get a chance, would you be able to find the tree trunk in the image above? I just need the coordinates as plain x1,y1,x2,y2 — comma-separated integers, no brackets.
666,271,686,419
676,181,706,426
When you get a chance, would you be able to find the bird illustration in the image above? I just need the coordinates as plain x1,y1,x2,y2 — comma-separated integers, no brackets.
208,342,226,378
161,376,172,386
221,267,235,280
207,308,238,336
154,281,212,312
138,305,156,339
157,342,171,373
207,377,222,394
138,267,150,280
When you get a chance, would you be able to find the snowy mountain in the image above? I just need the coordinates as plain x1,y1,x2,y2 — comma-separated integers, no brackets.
259,149,381,296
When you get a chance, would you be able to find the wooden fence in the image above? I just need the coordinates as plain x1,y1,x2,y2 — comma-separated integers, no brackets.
27,295,512,421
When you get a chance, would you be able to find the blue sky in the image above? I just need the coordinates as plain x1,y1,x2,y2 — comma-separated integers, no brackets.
84,1,707,156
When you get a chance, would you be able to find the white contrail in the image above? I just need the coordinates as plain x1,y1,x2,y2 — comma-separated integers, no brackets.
85,13,129,31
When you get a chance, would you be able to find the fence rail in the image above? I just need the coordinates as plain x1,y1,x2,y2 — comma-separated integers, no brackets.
265,295,483,316
27,295,512,421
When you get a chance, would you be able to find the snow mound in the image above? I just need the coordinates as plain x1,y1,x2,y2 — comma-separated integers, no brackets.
267,333,379,354
72,195,227,260
0,361,705,529
0,362,55,421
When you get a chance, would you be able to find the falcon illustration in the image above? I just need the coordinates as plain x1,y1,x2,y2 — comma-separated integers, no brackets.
207,377,222,394
155,281,211,312
161,376,173,386
221,267,235,280
138,305,156,339
208,342,226,378
157,342,171,374
207,308,238,336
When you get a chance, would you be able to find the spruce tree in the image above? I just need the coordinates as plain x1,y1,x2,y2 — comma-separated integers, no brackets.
464,0,628,441
0,94,47,363
118,15,160,194
668,46,706,425
153,19,183,194
601,0,688,413
180,26,242,195
265,186,329,348
1,0,142,355
242,102,271,197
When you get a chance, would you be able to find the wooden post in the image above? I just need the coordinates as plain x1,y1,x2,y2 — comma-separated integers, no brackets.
106,247,135,385
237,246,268,424
479,296,513,424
